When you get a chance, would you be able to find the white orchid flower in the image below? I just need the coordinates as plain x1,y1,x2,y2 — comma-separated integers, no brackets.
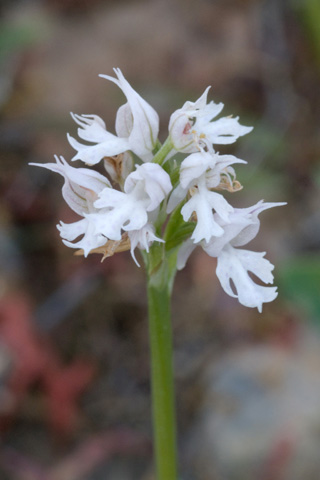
168,150,246,244
177,201,284,268
103,68,159,161
169,86,252,153
68,68,159,165
181,176,233,243
177,200,285,311
29,155,111,215
167,150,246,213
30,155,112,256
93,163,172,241
202,201,285,257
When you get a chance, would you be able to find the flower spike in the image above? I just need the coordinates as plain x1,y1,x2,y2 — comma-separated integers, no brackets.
30,70,285,312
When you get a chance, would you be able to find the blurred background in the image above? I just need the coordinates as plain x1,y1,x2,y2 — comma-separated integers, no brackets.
0,0,320,479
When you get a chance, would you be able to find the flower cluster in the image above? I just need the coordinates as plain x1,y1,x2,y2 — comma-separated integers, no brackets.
31,68,285,312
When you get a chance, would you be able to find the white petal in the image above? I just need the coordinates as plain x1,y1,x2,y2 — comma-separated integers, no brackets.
128,223,164,267
167,184,188,213
30,156,111,215
100,68,159,159
235,249,275,284
182,179,233,243
214,154,247,170
180,151,216,188
202,215,251,257
202,200,286,256
124,163,172,211
168,112,195,152
172,87,221,119
205,190,233,222
94,188,149,240
57,219,87,241
216,245,278,312
181,193,225,243
71,113,111,143
57,217,107,257
202,116,253,145
199,100,224,121
231,201,286,247
67,133,130,165
115,103,133,138
186,86,211,111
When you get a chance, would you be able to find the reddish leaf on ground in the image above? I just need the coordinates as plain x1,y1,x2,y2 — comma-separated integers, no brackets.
43,360,95,436
0,292,95,436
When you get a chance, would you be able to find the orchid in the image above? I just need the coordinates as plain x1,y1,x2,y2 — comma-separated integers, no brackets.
177,201,285,311
180,177,233,242
31,70,284,309
30,155,113,256
30,69,286,480
168,86,252,153
92,163,172,241
68,68,159,165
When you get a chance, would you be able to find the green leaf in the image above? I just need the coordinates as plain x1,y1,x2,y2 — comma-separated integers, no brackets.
164,202,195,251
278,255,320,323
165,222,195,252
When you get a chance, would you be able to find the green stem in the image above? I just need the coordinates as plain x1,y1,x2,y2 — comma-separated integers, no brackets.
152,137,174,166
146,246,178,480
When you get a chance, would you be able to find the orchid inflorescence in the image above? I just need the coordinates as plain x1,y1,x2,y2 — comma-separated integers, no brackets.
31,68,285,312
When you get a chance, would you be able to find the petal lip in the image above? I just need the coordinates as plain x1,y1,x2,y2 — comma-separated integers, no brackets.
128,223,164,267
216,245,278,312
